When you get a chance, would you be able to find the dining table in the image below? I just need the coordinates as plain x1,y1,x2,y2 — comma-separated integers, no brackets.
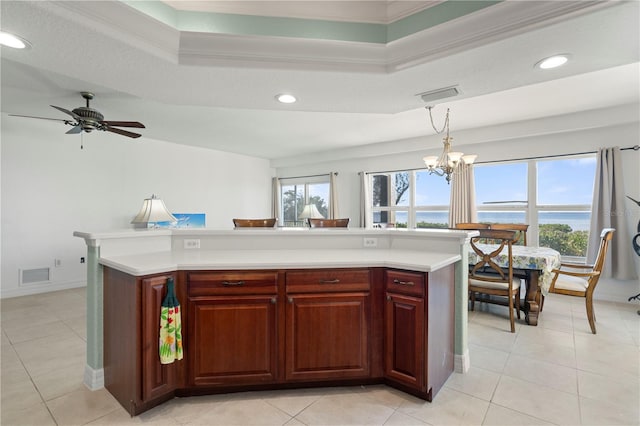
468,244,562,325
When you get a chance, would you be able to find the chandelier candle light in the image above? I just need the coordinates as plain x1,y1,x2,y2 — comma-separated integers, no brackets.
422,107,477,184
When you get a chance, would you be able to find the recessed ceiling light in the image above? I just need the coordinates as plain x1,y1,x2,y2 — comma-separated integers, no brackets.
276,94,297,104
0,31,31,49
536,54,569,70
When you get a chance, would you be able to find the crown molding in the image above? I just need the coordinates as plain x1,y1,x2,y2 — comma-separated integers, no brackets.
39,0,616,74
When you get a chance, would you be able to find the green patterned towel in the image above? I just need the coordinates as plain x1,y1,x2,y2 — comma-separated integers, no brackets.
159,277,183,364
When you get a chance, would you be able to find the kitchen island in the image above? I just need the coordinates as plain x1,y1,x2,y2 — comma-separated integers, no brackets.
75,228,474,415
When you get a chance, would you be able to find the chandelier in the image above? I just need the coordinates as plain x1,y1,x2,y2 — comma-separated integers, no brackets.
422,107,477,184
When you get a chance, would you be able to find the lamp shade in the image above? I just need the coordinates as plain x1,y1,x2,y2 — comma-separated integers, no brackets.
131,195,177,224
298,203,324,219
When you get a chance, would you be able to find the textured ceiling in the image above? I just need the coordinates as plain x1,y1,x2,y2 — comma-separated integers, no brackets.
1,1,638,163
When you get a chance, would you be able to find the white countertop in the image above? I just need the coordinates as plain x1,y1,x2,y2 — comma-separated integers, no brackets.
100,249,461,276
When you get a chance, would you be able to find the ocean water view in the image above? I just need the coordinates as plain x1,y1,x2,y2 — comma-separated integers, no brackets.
407,211,591,231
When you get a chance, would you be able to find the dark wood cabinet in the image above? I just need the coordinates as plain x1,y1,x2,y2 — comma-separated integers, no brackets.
385,292,424,389
141,275,177,401
384,266,454,401
285,269,371,381
186,271,278,387
103,264,454,415
286,292,369,380
103,268,178,416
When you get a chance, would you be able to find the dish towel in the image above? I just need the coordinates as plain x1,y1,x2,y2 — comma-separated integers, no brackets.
159,277,183,364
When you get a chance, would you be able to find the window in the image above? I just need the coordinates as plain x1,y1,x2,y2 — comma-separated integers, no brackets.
474,155,596,259
280,177,330,227
371,172,410,227
370,170,449,228
415,171,451,228
536,157,596,258
366,154,597,260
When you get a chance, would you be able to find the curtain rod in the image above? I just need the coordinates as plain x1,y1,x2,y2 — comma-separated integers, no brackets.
279,172,337,180
475,144,639,165
364,145,639,174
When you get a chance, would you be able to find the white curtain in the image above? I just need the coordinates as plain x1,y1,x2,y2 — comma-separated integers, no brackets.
359,172,371,228
271,177,281,225
589,147,637,279
329,172,339,219
449,164,478,227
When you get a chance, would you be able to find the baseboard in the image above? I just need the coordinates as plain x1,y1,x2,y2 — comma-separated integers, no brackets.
0,281,86,299
454,349,470,373
84,365,104,390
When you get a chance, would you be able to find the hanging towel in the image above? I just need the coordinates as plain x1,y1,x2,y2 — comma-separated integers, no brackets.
159,277,183,364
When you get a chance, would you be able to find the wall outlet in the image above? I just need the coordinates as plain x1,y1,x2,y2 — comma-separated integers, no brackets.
54,259,62,267
184,239,201,249
363,237,378,248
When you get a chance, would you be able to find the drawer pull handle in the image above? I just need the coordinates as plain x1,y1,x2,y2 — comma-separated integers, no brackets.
270,297,277,304
319,279,340,284
393,279,414,286
222,280,245,286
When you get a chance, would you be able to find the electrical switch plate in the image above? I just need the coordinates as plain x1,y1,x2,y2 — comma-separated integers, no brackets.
184,239,201,249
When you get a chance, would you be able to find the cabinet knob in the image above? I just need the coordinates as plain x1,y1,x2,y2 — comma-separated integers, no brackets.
288,297,293,303
270,297,277,304
386,294,392,301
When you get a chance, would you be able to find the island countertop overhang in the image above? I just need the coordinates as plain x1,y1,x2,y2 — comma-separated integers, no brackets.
99,248,462,276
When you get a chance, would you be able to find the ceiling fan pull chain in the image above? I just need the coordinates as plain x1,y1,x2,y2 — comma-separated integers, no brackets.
80,132,84,150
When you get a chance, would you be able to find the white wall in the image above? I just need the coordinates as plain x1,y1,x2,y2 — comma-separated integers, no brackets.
275,105,640,304
1,116,273,298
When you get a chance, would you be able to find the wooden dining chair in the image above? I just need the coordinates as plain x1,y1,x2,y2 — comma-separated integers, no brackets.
233,218,277,228
468,229,521,332
308,218,350,228
544,228,615,334
489,223,529,246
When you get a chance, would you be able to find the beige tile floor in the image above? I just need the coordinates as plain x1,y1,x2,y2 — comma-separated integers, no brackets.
1,287,638,425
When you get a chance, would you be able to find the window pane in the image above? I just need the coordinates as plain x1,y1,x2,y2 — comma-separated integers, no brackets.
372,172,409,207
537,157,596,205
478,211,527,224
539,211,590,256
393,211,408,228
416,211,448,228
475,163,528,205
415,171,450,206
308,183,329,218
281,184,304,227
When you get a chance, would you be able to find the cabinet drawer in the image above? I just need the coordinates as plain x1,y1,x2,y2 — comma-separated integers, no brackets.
188,271,277,296
286,269,370,293
385,269,425,297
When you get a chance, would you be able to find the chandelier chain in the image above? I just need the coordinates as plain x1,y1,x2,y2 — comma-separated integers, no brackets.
426,106,449,135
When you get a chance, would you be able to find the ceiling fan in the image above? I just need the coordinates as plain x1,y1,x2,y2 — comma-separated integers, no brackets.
9,91,145,139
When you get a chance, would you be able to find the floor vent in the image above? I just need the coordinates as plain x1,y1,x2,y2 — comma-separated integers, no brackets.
20,267,50,286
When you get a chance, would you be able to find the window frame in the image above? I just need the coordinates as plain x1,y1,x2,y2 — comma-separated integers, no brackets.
279,176,331,227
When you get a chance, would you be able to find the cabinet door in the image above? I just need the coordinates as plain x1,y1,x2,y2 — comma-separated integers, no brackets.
189,295,278,386
384,292,424,390
286,292,369,381
141,275,177,401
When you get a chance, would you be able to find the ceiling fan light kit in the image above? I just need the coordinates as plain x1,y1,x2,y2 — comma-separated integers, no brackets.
9,91,146,142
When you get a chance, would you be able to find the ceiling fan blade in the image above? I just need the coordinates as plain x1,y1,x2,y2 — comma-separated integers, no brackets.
101,120,145,128
104,126,141,139
9,113,72,123
51,105,81,120
66,125,83,134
